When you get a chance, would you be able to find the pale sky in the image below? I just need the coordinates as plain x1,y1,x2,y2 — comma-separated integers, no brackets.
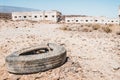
0,0,120,18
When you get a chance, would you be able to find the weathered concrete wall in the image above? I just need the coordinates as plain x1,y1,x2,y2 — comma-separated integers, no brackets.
12,10,62,22
12,12,32,20
11,6,120,24
65,16,119,24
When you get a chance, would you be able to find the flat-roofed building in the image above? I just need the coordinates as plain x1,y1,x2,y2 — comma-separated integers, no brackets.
65,15,119,24
11,6,120,24
12,10,62,22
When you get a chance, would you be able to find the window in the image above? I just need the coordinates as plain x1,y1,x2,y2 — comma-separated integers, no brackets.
67,20,70,22
14,16,17,18
45,15,48,18
34,16,37,18
111,21,114,22
76,20,78,22
95,20,98,22
40,15,42,17
86,20,88,22
52,15,55,18
29,16,31,17
24,16,26,18
19,16,21,18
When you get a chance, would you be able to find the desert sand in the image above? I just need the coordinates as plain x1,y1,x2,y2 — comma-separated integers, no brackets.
0,20,120,80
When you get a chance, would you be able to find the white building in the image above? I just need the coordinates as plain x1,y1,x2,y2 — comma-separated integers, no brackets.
11,6,120,24
65,15,119,24
12,10,62,22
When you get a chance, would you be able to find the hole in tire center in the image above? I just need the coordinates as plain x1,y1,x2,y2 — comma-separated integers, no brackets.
20,48,51,56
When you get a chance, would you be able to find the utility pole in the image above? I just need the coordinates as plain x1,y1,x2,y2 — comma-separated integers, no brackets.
119,6,120,25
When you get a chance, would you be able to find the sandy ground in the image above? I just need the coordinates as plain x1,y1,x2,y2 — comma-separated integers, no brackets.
0,20,120,80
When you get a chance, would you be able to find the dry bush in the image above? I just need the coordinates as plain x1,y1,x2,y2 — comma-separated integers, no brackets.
92,24,101,30
84,24,92,27
115,26,120,35
102,27,112,33
105,25,120,34
82,28,91,32
5,20,8,22
59,24,119,34
27,20,38,23
107,24,114,27
59,25,69,31
116,31,120,35
80,25,84,27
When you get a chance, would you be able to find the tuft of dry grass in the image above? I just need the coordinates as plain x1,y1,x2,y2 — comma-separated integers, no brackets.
59,24,120,35
59,25,69,31
116,31,120,35
82,28,91,32
102,27,112,33
92,24,101,30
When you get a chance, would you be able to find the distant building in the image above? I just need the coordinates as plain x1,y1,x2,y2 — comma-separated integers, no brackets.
9,6,120,24
65,15,119,24
12,10,62,22
0,13,12,19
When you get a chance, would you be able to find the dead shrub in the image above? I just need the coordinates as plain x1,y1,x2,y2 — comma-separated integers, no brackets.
81,25,83,27
86,24,92,27
67,28,72,31
82,28,90,32
59,25,68,31
102,27,112,33
28,20,38,23
92,24,101,30
108,24,114,27
116,31,120,35
5,20,8,22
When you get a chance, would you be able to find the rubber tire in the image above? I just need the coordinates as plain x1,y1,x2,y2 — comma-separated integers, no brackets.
5,43,66,74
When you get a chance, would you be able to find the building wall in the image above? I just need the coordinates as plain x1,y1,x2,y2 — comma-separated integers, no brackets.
65,16,119,24
65,6,120,24
12,10,62,22
31,11,44,21
44,11,57,22
11,6,120,24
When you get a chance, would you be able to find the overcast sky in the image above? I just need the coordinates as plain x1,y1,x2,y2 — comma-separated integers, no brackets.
0,0,120,18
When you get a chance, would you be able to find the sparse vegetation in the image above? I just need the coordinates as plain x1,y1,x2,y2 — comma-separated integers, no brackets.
59,25,68,31
5,20,8,22
116,31,120,35
92,24,101,30
102,27,112,33
82,28,91,32
59,24,120,34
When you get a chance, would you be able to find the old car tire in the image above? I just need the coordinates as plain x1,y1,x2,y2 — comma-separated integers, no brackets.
5,43,66,74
